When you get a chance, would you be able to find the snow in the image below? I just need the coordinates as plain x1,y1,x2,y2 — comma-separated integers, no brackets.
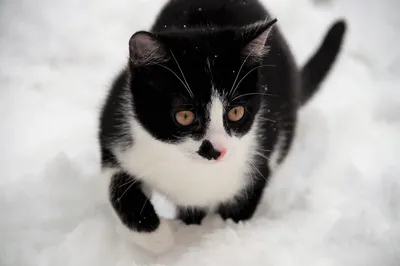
1,0,400,265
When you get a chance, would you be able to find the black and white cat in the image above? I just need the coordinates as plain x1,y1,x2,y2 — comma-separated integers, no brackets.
98,0,346,253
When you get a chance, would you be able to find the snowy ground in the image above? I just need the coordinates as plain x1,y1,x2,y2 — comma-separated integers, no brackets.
1,0,400,265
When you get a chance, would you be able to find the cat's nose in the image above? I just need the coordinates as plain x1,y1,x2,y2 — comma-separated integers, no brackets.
216,148,227,161
197,140,226,161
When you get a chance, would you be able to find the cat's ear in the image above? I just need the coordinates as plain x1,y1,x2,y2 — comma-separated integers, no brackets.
239,18,277,62
129,31,169,66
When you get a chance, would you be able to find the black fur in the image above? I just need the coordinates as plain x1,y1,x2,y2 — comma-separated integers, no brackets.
301,20,347,103
109,172,159,232
98,0,346,234
178,207,207,225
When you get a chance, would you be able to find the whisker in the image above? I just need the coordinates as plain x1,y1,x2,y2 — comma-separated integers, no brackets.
230,64,275,97
249,175,255,201
253,151,271,162
258,116,276,123
170,50,194,98
140,192,152,215
229,50,254,97
118,160,170,201
230,92,278,102
119,178,139,188
248,159,267,182
257,147,273,153
243,107,252,117
156,63,191,94
118,179,137,201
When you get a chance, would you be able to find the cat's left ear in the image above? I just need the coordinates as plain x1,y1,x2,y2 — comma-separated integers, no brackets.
239,18,277,61
129,31,169,67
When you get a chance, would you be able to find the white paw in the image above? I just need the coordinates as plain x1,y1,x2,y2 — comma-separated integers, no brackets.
151,191,177,219
130,218,175,254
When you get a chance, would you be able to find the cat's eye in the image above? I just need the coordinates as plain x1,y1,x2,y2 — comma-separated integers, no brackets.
175,110,195,126
227,106,245,122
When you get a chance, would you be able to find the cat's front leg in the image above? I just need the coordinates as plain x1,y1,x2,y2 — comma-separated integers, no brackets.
218,177,267,223
108,171,174,253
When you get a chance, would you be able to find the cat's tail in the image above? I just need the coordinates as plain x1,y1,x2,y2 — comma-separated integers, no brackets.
300,19,347,105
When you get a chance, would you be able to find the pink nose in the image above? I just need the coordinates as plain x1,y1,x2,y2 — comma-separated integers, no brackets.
216,148,227,161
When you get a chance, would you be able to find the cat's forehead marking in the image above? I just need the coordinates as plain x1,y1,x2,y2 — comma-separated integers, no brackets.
206,90,230,151
207,90,226,133
208,94,223,124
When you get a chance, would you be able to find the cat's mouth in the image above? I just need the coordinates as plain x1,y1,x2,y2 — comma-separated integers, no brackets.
196,140,227,161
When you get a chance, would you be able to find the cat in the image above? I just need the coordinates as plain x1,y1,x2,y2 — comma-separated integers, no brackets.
98,0,346,253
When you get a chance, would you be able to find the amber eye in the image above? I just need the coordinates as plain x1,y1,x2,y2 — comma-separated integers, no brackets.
227,106,245,122
175,110,195,126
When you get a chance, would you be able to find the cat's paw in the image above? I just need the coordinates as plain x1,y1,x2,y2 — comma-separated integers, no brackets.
130,218,175,254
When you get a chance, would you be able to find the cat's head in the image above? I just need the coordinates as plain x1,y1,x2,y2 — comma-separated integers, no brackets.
127,19,276,163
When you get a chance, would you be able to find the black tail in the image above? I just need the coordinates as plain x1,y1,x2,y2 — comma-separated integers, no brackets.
300,19,347,105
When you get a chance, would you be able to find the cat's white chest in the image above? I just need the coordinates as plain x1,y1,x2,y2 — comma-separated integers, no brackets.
128,153,246,206
117,123,255,207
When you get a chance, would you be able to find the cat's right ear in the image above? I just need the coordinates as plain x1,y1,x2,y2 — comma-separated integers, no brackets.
238,18,277,63
129,31,169,67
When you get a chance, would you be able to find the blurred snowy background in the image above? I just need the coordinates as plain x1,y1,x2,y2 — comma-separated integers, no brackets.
1,0,400,265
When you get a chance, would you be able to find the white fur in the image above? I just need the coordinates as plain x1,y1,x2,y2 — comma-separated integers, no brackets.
206,94,228,151
117,92,258,207
151,191,177,219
